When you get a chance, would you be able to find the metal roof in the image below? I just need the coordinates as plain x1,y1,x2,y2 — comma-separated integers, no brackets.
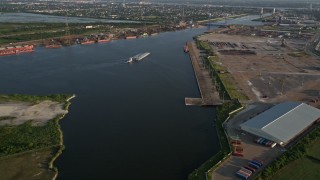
241,102,320,143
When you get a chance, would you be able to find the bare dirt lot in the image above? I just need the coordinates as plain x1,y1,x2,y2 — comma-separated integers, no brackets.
199,33,320,104
198,32,320,179
0,100,67,126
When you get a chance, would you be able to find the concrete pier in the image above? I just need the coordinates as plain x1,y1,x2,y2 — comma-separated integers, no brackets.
186,42,222,106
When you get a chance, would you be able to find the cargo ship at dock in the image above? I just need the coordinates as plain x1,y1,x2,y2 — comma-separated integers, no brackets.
183,43,189,53
45,44,62,49
127,52,150,63
0,45,34,56
81,40,95,45
97,38,111,43
126,36,137,39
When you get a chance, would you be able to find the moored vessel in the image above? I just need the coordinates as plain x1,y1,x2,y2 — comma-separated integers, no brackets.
45,44,62,49
98,39,111,43
126,36,137,39
127,52,150,63
81,40,95,45
183,43,189,53
0,45,34,56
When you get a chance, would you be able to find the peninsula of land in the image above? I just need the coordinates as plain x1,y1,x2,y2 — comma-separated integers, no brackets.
0,94,75,180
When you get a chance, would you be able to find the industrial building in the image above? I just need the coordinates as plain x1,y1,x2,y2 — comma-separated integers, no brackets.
240,102,320,146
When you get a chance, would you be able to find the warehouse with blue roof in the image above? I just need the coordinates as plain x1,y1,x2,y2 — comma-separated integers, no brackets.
240,102,320,146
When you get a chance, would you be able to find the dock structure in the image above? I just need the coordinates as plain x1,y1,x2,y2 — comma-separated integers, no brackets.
186,42,222,106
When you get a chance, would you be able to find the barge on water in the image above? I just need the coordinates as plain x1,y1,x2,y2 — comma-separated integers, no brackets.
127,52,150,63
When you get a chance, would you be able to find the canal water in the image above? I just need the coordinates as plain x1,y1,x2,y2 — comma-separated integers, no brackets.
0,28,219,179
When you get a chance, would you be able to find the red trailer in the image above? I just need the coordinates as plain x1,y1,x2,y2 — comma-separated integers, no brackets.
232,152,244,157
244,165,256,173
240,168,252,176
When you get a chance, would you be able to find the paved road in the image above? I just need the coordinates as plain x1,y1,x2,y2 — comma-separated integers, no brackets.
187,42,221,106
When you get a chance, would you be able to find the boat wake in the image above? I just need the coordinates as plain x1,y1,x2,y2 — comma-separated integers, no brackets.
75,59,128,71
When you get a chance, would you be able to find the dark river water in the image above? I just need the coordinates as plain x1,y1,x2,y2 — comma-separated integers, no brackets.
0,28,219,179
0,14,263,179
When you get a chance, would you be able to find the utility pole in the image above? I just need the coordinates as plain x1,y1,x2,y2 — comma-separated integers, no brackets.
280,78,286,95
217,81,220,91
223,91,225,103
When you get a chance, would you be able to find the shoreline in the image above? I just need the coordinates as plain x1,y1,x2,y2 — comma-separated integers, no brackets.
0,26,199,51
50,94,76,180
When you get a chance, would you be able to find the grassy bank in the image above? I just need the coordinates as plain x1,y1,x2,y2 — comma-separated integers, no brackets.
272,157,320,180
0,94,75,179
255,125,320,180
287,51,309,57
0,147,57,180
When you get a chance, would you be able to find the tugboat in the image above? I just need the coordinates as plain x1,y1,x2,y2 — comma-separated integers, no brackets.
183,43,189,53
127,52,150,63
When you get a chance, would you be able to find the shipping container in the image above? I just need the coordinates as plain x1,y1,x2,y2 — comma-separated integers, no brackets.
266,141,272,146
231,140,242,145
244,165,256,173
236,172,249,180
257,138,264,144
259,138,266,144
240,168,252,176
261,139,268,145
239,169,251,177
251,160,262,167
249,162,260,169
253,159,264,165
232,152,244,157
252,158,263,166
236,147,244,152
232,142,242,146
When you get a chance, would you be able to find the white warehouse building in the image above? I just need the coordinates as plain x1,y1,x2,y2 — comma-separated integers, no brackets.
240,102,320,146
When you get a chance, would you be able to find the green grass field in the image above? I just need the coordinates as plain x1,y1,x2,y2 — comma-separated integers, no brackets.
273,157,320,180
272,137,320,180
0,148,56,180
287,51,309,58
307,139,320,160
206,56,249,101
218,73,248,100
